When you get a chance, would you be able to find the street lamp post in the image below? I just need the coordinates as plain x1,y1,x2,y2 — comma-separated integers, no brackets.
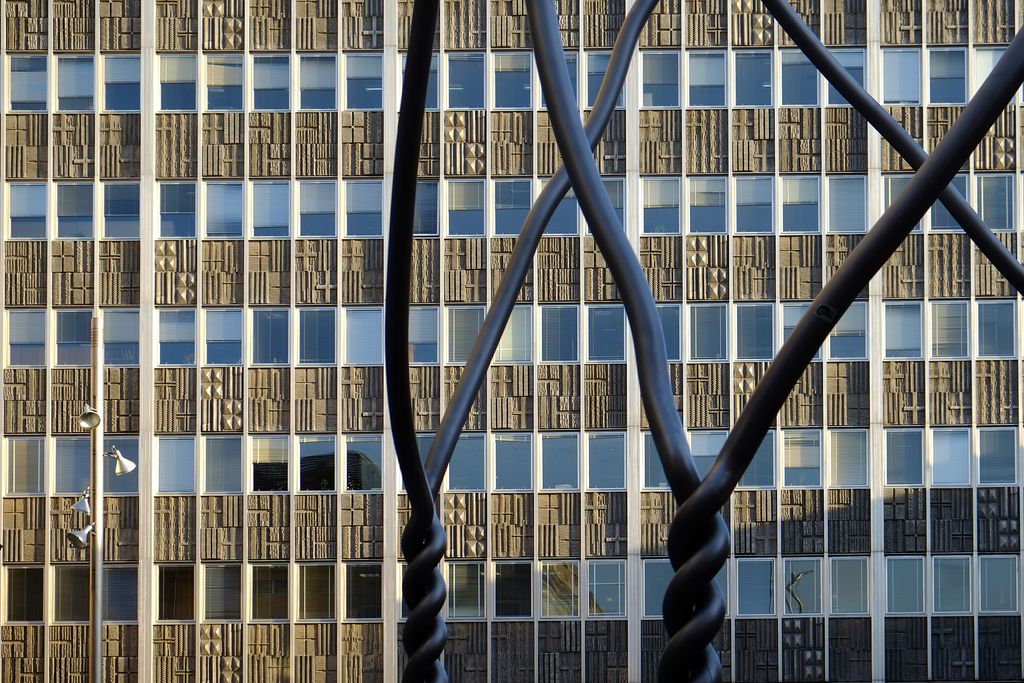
64,312,135,683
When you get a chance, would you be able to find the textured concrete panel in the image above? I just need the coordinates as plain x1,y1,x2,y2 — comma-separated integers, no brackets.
2,497,46,563
826,234,866,296
154,367,197,433
825,108,867,172
782,618,825,682
201,495,243,561
686,235,729,300
827,361,869,427
779,107,821,173
880,0,922,44
446,366,485,430
583,0,624,47
295,0,337,49
51,240,95,307
640,363,685,430
884,487,927,553
778,0,820,47
51,368,92,435
977,107,1015,171
198,623,242,682
339,366,383,432
492,622,534,682
925,0,966,44
99,241,141,306
53,114,95,179
929,361,971,426
247,495,290,561
48,626,85,680
975,232,1017,297
105,368,141,433
491,111,532,177
296,239,338,305
490,365,533,431
203,240,244,306
491,237,533,302
249,367,290,433
155,239,198,306
444,238,487,303
412,238,441,304
419,110,441,177
444,110,487,176
597,111,628,175
976,360,1018,425
6,114,48,180
640,110,683,174
585,364,627,429
778,235,822,300
249,112,291,177
294,367,337,433
640,0,681,47
781,363,824,427
3,369,47,434
828,488,870,554
491,493,533,558
249,624,290,682
734,489,778,556
491,0,530,48
537,237,580,302
978,616,1022,681
200,366,244,432
444,492,487,558
296,111,338,177
641,619,731,682
340,624,383,681
640,236,683,301
931,616,974,681
640,490,675,556
202,0,244,50
444,0,485,48
342,111,384,176
249,239,291,305
295,494,337,560
686,109,728,174
156,113,198,179
585,491,627,557
975,0,1012,43
1,625,44,682
100,0,142,50
535,113,562,175
156,0,198,50
977,487,1020,553
685,0,726,47
732,109,775,173
822,0,867,45
927,233,969,299
341,239,384,304
203,112,245,178
733,235,775,301
102,497,140,562
537,493,581,558
732,0,774,46
295,623,336,682
930,487,974,553
883,361,925,425
341,0,383,49
5,241,48,307
734,362,771,423
154,496,197,562
537,364,580,430
100,114,142,179
250,0,290,49
828,618,871,682
340,493,383,560
883,106,923,171
539,621,582,680
408,366,440,432
585,620,628,681
687,362,730,429
6,0,48,50
781,489,824,555
735,619,779,682
153,624,196,682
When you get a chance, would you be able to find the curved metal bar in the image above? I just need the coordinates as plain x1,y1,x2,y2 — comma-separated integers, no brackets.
423,0,667,496
664,29,1024,682
525,2,725,681
383,0,448,677
761,0,1024,295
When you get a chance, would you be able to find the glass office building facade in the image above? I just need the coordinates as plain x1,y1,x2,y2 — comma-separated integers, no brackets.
0,1,1022,681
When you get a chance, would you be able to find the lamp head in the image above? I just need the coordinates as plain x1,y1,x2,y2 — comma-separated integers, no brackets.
66,524,94,549
71,492,91,516
107,446,136,476
77,405,101,430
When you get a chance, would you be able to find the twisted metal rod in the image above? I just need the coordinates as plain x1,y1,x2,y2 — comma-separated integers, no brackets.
761,0,1024,295
662,26,1024,683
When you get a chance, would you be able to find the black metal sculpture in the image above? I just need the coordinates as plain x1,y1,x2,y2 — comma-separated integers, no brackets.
385,0,1024,681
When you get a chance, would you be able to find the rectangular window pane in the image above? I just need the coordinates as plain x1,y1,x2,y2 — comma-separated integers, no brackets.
784,430,821,487
206,183,243,237
831,557,868,614
828,176,866,232
449,434,484,491
55,566,89,621
781,51,817,105
57,184,93,238
252,565,289,620
884,302,922,358
782,177,819,232
737,559,774,615
736,304,773,360
588,306,625,361
105,310,139,365
494,53,532,108
883,50,920,104
541,307,578,362
448,563,484,618
253,436,288,492
158,566,195,620
690,431,727,481
495,305,532,363
495,434,532,490
689,177,726,233
345,308,383,365
8,310,45,366
448,307,484,364
160,55,197,110
642,52,679,107
542,562,579,617
783,559,821,614
205,436,242,493
54,438,89,494
977,175,1014,231
542,434,578,490
7,438,44,495
346,181,383,236
252,310,289,365
735,177,773,233
6,567,43,621
299,565,335,620
10,183,47,238
588,433,625,489
978,301,1015,357
300,55,336,110
643,559,673,617
688,52,725,106
691,305,726,360
104,183,140,238
206,309,242,365
981,557,1018,612
830,301,866,358
105,56,140,111
828,50,865,105
931,429,970,486
346,565,382,619
738,432,775,487
347,436,383,491
300,181,336,237
58,57,94,110
448,53,484,109
930,49,966,104
347,54,382,109
299,436,335,492
206,54,242,110
206,565,241,620
409,307,439,363
735,52,772,106
886,430,923,486
11,56,47,111
887,557,924,613
158,437,195,493
588,561,625,616
495,563,532,617
979,428,1016,485
253,182,290,236
253,55,290,110
299,309,336,364
413,181,439,235
831,430,868,487
933,557,970,613
643,178,680,234
160,182,196,237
